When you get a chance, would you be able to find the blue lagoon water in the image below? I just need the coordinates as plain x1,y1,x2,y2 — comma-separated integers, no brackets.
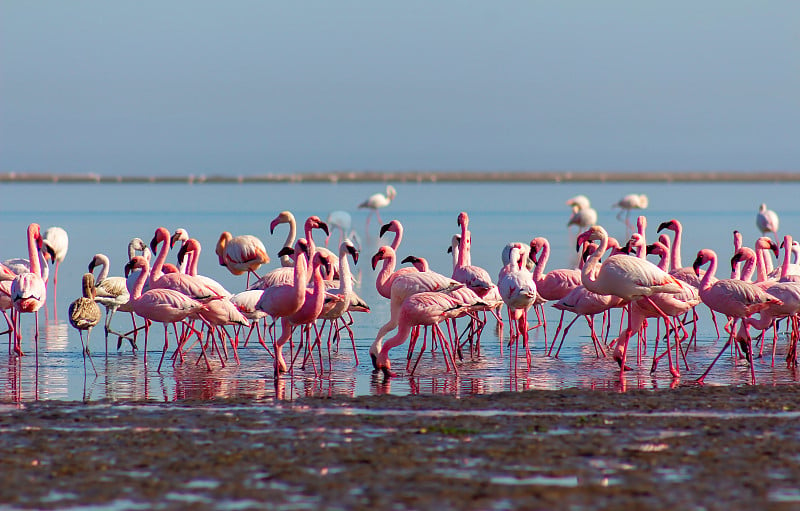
1,179,799,402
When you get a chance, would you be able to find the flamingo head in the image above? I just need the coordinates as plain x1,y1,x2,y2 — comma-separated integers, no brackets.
215,232,233,265
780,234,793,249
343,238,359,265
124,256,148,277
162,263,179,274
41,242,56,262
731,247,756,272
385,185,397,201
692,249,715,277
575,226,606,252
759,203,768,213
177,239,199,268
755,237,780,258
646,242,667,258
566,195,590,210
636,215,647,233
379,221,397,238
171,228,189,248
150,227,171,254
28,223,42,246
270,211,294,234
305,216,329,237
277,246,294,259
371,246,394,270
457,211,469,229
657,219,679,233
87,254,103,274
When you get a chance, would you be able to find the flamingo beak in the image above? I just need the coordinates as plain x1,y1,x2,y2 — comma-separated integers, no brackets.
692,257,703,277
317,221,330,237
124,260,134,278
149,235,159,255
177,244,188,266
770,241,780,258
269,218,280,235
371,252,382,270
379,223,392,237
347,244,359,264
657,221,672,233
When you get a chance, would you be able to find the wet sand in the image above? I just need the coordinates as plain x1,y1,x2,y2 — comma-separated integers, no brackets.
2,385,800,510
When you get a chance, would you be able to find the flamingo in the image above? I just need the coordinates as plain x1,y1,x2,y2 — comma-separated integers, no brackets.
326,210,358,249
149,228,225,302
42,226,68,304
613,194,648,233
68,273,101,375
529,237,582,302
452,212,495,297
756,203,780,243
359,185,396,230
551,285,623,358
176,238,232,298
692,249,783,384
566,195,592,210
576,225,684,378
374,220,419,299
497,244,538,370
215,228,270,286
369,246,463,370
253,213,333,287
10,224,48,357
124,255,207,372
567,204,598,231
318,239,360,366
372,291,481,378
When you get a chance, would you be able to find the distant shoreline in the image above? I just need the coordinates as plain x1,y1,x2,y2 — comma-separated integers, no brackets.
0,170,798,184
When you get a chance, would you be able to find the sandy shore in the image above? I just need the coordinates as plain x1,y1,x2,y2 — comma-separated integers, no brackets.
1,385,799,510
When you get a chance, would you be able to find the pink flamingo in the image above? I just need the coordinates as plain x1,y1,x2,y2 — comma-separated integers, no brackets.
497,244,538,370
372,291,480,378
359,185,396,230
692,249,783,384
215,227,270,286
10,224,48,357
451,212,494,297
529,237,582,302
318,239,360,367
369,246,463,370
274,252,336,376
176,238,232,298
756,203,780,243
124,255,208,372
576,225,684,378
551,286,623,358
149,228,225,302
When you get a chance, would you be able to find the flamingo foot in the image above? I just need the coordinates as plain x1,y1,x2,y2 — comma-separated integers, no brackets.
670,368,681,378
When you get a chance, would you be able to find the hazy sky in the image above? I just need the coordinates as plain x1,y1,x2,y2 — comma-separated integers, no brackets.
1,2,798,175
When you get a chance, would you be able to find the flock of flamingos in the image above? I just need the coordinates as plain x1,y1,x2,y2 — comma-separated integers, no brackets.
2,185,798,386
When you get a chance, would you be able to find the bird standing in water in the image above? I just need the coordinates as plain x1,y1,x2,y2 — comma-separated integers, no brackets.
68,273,102,375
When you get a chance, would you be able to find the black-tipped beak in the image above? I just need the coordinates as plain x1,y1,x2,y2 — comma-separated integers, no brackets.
124,260,134,278
770,241,780,258
149,235,159,255
657,221,671,233
371,252,382,271
347,244,359,264
692,257,703,277
278,246,294,258
379,223,392,237
401,255,418,265
177,244,188,265
646,244,657,255
446,246,452,254
88,260,97,273
43,243,56,261
317,221,330,237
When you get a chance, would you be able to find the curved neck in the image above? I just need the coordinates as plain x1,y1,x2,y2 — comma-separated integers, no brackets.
671,223,683,269
699,253,717,292
780,236,792,279
150,233,170,284
132,262,150,300
580,234,608,293
96,254,110,282
389,221,403,252
375,249,396,297
27,225,41,277
532,240,550,281
189,242,201,276
281,217,297,267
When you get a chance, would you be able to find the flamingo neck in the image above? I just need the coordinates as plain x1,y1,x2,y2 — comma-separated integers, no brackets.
532,241,550,281
389,222,403,252
375,251,396,297
132,263,150,300
580,234,608,293
97,255,110,282
457,222,469,269
189,243,201,277
27,225,41,277
780,236,792,279
756,247,769,282
292,252,309,302
281,217,297,267
150,236,169,284
671,224,683,269
699,253,717,292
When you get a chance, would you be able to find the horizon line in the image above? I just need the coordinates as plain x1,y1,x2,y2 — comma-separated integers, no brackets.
1,170,798,184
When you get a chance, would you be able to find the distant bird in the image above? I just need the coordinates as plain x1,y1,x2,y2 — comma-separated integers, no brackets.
756,203,780,243
613,194,648,233
68,273,101,375
567,204,598,230
43,226,68,303
566,195,592,210
359,185,396,230
326,210,355,248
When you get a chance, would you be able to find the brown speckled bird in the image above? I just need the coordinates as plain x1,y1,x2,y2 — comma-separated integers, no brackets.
69,273,102,375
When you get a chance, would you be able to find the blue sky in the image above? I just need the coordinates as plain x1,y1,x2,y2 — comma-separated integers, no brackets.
1,1,798,175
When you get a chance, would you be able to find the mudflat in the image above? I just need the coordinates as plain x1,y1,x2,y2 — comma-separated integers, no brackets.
1,385,799,510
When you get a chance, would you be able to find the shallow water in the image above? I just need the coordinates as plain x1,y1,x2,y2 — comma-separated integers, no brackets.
1,180,800,402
